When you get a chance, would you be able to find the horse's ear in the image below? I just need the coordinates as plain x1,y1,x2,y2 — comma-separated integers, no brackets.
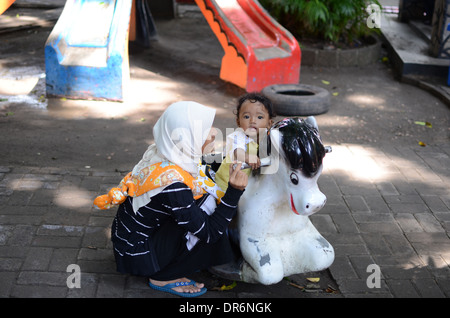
305,116,319,131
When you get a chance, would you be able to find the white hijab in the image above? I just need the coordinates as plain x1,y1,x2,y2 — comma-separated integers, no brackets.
130,101,216,212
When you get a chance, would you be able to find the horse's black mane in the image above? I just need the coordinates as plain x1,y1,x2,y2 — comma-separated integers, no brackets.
269,118,326,177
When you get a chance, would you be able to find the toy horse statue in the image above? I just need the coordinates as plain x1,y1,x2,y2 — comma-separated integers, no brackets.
215,117,334,285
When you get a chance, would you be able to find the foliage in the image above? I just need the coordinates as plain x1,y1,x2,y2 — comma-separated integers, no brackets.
260,0,382,46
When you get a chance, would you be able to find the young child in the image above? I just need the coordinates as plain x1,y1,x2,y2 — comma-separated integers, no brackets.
215,92,276,192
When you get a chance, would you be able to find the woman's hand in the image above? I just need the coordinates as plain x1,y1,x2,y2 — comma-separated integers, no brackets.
228,162,248,191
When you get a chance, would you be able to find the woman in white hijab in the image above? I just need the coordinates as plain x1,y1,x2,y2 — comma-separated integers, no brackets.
107,101,247,297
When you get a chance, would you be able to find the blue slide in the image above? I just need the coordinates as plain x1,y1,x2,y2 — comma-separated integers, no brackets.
45,0,132,101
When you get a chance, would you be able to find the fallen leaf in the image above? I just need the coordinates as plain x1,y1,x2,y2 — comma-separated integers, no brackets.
414,121,432,128
326,286,338,294
306,277,320,283
332,92,339,96
211,281,237,291
418,141,426,147
321,80,330,85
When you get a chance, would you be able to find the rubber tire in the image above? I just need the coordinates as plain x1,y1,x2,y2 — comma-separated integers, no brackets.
262,84,331,116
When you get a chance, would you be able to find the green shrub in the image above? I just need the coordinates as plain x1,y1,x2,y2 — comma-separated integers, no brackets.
260,0,381,46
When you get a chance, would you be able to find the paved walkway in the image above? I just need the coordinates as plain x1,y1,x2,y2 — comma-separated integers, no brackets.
0,2,449,299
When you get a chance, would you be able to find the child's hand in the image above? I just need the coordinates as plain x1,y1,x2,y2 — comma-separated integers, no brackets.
246,154,261,170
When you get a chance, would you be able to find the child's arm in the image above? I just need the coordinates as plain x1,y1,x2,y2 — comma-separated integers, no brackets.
234,148,260,170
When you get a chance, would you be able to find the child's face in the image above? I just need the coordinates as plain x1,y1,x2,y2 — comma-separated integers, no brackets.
236,100,273,139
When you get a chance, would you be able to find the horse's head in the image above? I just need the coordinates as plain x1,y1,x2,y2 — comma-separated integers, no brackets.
262,117,330,216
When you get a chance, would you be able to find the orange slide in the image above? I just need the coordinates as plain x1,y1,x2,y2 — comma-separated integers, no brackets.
194,0,301,92
0,0,16,15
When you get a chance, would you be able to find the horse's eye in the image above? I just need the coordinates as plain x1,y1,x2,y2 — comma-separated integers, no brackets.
290,172,299,185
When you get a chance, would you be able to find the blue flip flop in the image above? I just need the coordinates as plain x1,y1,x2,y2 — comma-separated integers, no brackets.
149,280,207,298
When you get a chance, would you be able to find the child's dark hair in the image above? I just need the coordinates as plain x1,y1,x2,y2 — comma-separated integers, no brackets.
235,92,276,119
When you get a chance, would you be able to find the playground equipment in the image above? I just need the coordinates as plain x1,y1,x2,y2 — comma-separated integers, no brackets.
213,117,334,284
194,0,301,92
0,0,15,15
44,0,300,100
45,0,133,101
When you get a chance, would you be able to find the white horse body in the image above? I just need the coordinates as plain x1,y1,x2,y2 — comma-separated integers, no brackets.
237,117,334,285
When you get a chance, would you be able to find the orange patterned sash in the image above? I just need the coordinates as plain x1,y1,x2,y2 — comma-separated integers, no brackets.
93,161,224,210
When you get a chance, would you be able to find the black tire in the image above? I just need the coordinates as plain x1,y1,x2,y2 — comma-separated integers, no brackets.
262,84,331,116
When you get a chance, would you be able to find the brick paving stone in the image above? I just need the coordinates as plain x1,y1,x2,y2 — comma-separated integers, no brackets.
343,195,370,213
337,278,391,296
66,273,99,298
32,235,81,248
387,280,421,298
421,195,450,213
395,214,424,232
0,258,23,271
0,272,16,297
357,221,403,234
436,278,450,297
48,248,79,271
310,214,337,234
17,270,69,287
361,195,391,214
413,278,446,298
329,256,359,280
332,214,360,233
319,197,350,215
22,247,53,270
11,285,68,298
333,243,369,256
384,233,416,255
361,234,391,255
415,181,450,196
375,182,399,196
414,213,445,232
388,203,429,214
96,274,126,298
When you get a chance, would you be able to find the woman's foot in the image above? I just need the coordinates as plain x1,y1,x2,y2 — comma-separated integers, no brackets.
149,277,205,295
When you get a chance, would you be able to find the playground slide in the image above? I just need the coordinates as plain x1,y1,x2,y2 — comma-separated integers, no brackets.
194,0,301,92
45,0,132,101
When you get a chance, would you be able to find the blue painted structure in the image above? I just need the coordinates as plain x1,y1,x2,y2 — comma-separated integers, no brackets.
45,0,132,101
